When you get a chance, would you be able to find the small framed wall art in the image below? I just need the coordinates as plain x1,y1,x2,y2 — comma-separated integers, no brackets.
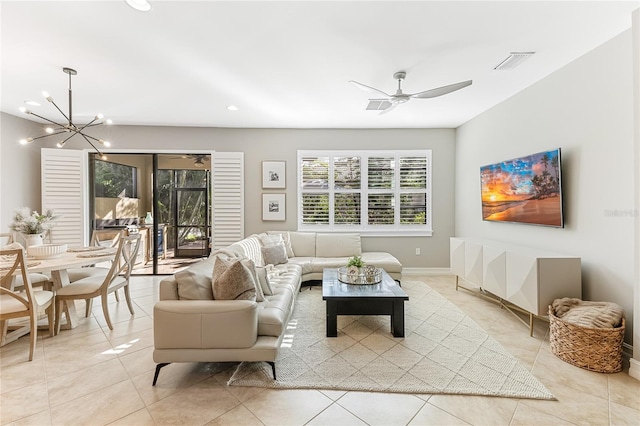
262,161,286,189
262,193,286,221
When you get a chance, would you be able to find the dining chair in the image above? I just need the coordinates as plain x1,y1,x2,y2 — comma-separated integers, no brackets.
67,230,124,317
0,248,54,360
54,233,141,332
0,233,53,291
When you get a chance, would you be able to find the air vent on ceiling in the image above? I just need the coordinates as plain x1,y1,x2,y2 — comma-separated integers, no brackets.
494,52,535,70
366,100,392,111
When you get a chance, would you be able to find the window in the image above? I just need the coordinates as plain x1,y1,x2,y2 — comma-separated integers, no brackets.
94,159,138,198
298,150,432,235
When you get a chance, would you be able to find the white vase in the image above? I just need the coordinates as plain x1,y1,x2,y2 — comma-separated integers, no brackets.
24,234,43,247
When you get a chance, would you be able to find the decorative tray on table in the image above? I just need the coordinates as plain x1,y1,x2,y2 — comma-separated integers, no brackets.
337,265,382,285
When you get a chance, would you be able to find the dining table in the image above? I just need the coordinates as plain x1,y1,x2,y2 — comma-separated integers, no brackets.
1,246,117,337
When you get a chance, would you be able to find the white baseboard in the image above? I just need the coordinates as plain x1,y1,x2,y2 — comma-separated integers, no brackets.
629,358,640,381
402,267,452,276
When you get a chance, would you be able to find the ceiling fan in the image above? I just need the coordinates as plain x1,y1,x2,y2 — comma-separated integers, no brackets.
349,71,472,114
170,154,210,168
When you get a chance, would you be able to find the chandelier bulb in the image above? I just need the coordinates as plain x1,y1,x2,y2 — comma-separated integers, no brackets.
96,113,104,119
101,140,111,147
45,127,54,134
57,141,66,148
19,138,33,145
101,154,107,160
106,119,113,125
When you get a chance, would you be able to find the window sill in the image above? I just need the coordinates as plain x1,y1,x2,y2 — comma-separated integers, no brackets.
296,227,433,237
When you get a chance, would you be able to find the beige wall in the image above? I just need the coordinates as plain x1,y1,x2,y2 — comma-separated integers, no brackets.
0,123,456,268
0,113,45,227
456,30,635,344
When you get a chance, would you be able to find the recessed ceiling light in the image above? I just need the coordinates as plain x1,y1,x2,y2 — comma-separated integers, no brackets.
25,100,41,106
125,0,151,12
226,105,239,111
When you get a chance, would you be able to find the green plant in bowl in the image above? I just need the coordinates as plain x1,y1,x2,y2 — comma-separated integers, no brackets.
346,255,364,268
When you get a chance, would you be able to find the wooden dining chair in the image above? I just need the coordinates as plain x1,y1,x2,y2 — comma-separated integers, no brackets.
0,248,54,360
0,233,53,291
67,230,124,317
54,233,141,332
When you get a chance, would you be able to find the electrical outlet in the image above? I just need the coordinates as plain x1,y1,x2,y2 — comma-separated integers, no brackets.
415,248,421,255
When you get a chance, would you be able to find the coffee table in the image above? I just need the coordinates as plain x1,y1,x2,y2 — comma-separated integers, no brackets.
322,268,409,337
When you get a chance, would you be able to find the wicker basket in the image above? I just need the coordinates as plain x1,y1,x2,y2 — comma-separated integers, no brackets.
548,305,625,373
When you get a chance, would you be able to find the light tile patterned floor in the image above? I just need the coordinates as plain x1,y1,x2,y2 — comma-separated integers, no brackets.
1,275,638,425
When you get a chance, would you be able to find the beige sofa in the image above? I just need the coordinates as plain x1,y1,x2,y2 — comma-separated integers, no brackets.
152,231,402,385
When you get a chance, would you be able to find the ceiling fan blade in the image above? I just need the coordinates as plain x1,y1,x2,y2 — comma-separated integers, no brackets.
379,102,400,115
410,80,473,99
349,80,391,98
366,99,392,111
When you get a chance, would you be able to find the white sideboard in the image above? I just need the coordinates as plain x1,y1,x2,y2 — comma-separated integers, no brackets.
450,237,582,334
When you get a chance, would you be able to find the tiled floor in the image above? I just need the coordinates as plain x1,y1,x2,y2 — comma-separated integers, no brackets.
1,275,638,425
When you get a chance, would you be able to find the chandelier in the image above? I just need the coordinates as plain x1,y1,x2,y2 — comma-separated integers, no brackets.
19,67,112,159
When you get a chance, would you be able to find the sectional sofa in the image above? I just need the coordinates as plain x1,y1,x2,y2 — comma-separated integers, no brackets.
152,231,402,385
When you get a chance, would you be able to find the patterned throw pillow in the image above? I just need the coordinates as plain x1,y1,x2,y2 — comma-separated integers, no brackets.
212,256,257,301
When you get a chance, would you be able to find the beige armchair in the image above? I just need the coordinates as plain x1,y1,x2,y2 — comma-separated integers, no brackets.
55,233,141,331
0,248,54,360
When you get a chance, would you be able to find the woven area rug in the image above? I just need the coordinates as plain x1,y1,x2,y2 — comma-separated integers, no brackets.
228,281,554,400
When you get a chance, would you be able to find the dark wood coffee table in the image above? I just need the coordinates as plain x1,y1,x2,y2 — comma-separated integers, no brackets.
322,268,409,338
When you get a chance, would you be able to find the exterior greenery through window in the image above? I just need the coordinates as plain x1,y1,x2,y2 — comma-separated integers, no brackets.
94,160,137,198
298,150,432,235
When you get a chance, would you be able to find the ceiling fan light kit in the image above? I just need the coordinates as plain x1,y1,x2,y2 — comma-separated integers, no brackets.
18,67,112,159
350,70,472,114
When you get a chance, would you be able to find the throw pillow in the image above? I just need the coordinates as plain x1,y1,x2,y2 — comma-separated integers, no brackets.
266,231,294,257
212,256,257,301
175,258,215,300
255,265,273,296
261,243,288,266
246,259,265,302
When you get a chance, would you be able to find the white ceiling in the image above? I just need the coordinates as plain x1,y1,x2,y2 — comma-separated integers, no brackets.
1,1,638,129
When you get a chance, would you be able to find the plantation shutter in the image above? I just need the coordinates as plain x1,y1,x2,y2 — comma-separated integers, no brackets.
41,148,88,246
300,156,329,224
211,152,244,250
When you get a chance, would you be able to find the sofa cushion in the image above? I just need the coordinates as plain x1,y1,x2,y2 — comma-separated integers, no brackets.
175,258,214,300
287,257,315,275
212,257,257,301
360,252,403,274
261,243,288,266
289,232,316,257
316,233,362,257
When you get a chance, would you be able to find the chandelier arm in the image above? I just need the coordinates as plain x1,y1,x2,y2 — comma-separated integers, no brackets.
29,131,68,141
76,117,99,132
82,122,105,128
60,133,76,146
80,133,103,143
25,112,67,128
80,133,104,157
48,98,71,124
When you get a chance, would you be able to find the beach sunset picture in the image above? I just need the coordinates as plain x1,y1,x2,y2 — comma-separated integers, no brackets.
480,148,563,227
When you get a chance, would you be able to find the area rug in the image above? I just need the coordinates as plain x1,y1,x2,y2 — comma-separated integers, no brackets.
228,281,555,400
